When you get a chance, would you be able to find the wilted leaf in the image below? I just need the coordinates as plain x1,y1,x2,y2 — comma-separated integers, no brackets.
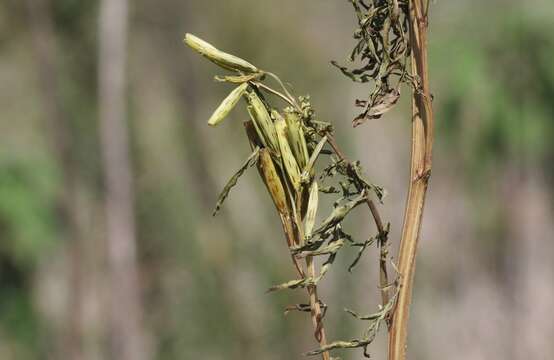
353,89,400,127
267,277,314,293
213,147,260,216
312,192,367,236
295,239,344,258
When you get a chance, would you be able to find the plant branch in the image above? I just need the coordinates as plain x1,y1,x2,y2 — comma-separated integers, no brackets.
388,1,434,359
326,134,391,310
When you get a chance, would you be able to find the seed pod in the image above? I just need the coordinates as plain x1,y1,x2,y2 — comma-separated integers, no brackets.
273,111,302,191
245,91,279,155
243,120,264,150
208,83,248,126
301,135,328,183
258,149,288,215
304,181,319,238
246,105,268,149
284,110,309,169
184,33,259,73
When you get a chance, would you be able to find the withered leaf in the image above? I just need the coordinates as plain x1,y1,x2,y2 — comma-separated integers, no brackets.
212,147,260,216
353,89,400,127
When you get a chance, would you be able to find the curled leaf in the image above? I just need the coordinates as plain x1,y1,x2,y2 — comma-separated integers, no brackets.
295,239,344,258
267,277,314,293
348,237,376,272
311,192,367,237
213,147,260,216
353,89,400,127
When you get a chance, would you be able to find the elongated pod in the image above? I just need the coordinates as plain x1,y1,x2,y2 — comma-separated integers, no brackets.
273,110,302,192
258,149,289,215
245,91,280,156
184,33,259,73
208,83,248,126
284,109,309,169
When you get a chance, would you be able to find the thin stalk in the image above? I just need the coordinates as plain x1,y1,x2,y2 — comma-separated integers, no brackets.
388,1,433,359
306,257,330,360
326,134,391,312
292,213,330,360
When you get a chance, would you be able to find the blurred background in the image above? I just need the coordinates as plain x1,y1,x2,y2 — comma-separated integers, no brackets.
1,0,553,359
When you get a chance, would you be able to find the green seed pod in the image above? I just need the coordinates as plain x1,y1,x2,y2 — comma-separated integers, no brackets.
245,91,279,155
284,110,309,169
273,111,302,191
184,33,259,73
208,83,248,126
258,149,288,215
304,181,319,238
246,105,268,149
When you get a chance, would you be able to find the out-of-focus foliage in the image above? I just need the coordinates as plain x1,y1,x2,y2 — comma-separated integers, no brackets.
0,1,553,359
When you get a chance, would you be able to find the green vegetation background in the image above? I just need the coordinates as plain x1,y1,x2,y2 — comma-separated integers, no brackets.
0,0,553,359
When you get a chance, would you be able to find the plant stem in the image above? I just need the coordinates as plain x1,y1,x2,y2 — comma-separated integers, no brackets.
388,1,433,359
291,211,330,360
326,134,391,310
306,257,330,360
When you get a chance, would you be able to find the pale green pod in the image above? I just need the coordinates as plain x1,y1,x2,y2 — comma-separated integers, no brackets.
184,33,259,73
284,110,309,169
304,181,318,238
273,111,302,191
208,82,248,126
246,105,268,148
245,91,279,155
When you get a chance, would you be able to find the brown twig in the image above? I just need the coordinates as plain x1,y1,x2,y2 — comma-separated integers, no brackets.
326,134,391,311
388,1,434,359
293,208,330,360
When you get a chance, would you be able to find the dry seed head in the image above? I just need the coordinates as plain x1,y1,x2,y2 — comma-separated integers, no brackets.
184,33,259,73
246,91,280,155
208,82,248,126
258,149,289,215
284,110,309,169
273,111,302,191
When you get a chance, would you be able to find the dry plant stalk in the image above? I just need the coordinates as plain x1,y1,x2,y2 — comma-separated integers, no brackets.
184,0,433,358
388,1,433,359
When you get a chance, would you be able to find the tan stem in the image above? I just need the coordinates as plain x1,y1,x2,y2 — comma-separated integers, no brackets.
306,256,330,360
388,1,433,360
